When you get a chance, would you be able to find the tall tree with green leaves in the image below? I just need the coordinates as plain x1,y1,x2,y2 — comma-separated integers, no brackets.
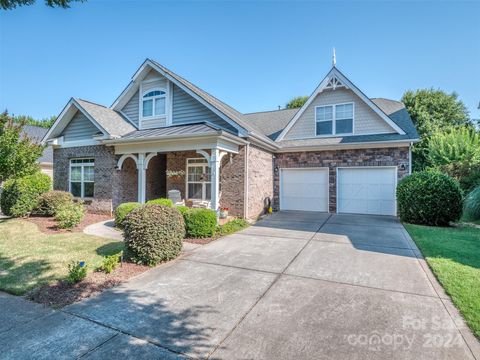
286,96,308,109
12,114,56,129
0,0,83,10
0,112,45,183
401,88,470,171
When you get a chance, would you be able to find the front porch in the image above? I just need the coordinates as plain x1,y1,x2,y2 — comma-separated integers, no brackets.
110,131,247,216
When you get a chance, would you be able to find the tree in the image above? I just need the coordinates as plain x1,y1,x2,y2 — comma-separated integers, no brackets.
0,0,84,10
428,126,480,192
0,112,45,183
12,114,56,129
286,96,308,109
401,88,470,171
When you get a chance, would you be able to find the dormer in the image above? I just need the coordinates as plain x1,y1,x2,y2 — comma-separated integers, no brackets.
138,70,173,129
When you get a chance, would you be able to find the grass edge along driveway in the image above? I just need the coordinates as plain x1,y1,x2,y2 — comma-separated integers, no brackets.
405,223,480,339
0,218,123,295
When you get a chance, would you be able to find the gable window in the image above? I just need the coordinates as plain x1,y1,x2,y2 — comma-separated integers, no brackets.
142,89,166,117
315,103,354,136
186,158,211,201
70,158,94,198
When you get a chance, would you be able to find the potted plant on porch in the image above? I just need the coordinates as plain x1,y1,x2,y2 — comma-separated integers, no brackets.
219,207,229,219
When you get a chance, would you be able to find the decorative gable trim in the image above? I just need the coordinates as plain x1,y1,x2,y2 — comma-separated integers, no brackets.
111,59,248,136
276,67,406,141
42,98,107,144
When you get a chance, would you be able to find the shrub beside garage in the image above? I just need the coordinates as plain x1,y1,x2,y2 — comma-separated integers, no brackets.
397,171,463,226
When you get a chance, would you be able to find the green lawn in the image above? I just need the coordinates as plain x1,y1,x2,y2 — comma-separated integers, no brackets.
0,218,123,295
405,223,480,339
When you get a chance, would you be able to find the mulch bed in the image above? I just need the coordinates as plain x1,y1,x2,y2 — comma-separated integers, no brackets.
27,262,150,308
27,213,112,234
184,237,217,245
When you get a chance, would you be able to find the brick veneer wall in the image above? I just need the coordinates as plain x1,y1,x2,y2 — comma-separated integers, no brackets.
220,146,245,217
114,157,137,207
53,145,117,214
247,145,273,219
273,147,410,212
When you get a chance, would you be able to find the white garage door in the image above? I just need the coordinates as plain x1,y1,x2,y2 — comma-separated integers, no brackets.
337,167,397,216
280,168,329,212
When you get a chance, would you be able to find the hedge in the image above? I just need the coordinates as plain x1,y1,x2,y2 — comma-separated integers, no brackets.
114,202,141,228
145,198,173,207
183,208,217,238
35,190,73,216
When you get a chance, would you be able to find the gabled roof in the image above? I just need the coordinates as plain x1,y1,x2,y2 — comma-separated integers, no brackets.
111,59,277,147
276,67,407,141
43,98,136,142
243,108,299,140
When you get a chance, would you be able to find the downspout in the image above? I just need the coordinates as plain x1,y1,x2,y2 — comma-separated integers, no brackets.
409,142,413,175
244,143,250,219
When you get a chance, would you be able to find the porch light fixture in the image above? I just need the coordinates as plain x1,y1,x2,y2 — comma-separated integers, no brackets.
274,166,279,174
399,164,406,171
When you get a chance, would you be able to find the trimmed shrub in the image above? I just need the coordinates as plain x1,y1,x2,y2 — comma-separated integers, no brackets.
0,172,51,217
397,171,463,226
99,252,122,274
464,186,480,221
217,218,249,236
67,261,88,283
114,202,141,228
184,208,217,238
55,202,85,229
176,205,189,216
123,204,185,266
146,198,173,207
35,190,73,216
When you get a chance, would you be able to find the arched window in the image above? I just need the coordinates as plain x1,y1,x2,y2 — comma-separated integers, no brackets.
142,89,166,117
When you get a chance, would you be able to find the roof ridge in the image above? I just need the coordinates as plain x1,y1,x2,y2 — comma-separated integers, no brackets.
371,97,404,104
244,108,298,115
76,98,108,108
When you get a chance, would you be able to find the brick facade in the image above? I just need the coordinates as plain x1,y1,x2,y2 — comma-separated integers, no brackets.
53,145,117,214
273,147,410,212
146,154,167,201
247,145,273,219
220,146,245,217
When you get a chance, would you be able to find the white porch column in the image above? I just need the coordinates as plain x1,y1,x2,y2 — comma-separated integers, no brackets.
137,153,146,204
210,148,221,212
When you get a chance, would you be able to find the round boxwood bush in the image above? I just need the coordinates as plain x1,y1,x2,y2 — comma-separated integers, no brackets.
35,190,73,216
463,186,480,221
0,172,51,217
123,204,185,266
397,171,463,226
114,202,141,228
146,198,173,207
184,208,217,238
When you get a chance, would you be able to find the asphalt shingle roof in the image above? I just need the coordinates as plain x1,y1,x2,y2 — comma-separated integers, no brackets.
21,125,53,163
75,99,136,137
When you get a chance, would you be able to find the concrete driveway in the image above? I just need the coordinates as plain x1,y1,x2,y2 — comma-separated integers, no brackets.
1,212,478,359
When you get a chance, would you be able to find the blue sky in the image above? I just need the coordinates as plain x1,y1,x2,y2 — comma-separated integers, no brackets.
1,1,479,121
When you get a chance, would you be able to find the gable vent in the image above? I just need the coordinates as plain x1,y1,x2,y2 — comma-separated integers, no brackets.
325,76,346,90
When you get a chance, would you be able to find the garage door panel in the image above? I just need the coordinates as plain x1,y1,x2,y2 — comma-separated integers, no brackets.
338,168,396,216
280,169,328,212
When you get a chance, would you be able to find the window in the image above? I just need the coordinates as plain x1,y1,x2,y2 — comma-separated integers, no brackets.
70,158,94,198
315,103,354,136
142,89,166,117
186,158,211,201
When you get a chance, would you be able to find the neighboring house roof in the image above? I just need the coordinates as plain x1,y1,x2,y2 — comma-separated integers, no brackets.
75,99,136,137
21,125,53,163
118,123,220,141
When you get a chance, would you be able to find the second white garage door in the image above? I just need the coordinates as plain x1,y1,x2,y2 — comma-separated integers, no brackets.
280,168,329,212
337,167,397,216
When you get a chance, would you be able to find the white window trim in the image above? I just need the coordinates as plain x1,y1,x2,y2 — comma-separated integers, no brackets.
139,81,170,129
69,158,95,199
185,158,211,201
315,102,355,137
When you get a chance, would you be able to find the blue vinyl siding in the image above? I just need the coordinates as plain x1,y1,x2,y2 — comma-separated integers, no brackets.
172,85,237,133
62,110,102,141
121,90,139,127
